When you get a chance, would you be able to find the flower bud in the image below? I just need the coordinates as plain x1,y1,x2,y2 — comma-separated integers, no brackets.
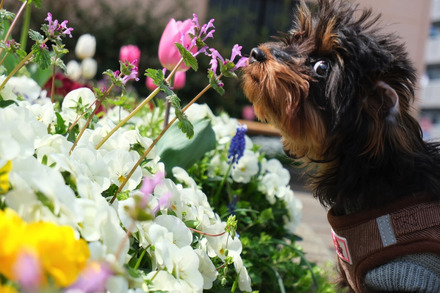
158,18,196,72
81,58,97,80
173,70,186,89
66,60,81,81
75,34,96,60
119,45,141,67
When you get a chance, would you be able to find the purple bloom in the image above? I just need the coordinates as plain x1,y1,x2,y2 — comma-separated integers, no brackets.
45,12,73,38
140,172,165,208
122,62,140,84
228,123,247,165
13,251,43,290
67,262,112,293
207,44,248,75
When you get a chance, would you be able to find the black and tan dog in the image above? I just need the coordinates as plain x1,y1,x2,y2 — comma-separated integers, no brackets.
242,0,440,292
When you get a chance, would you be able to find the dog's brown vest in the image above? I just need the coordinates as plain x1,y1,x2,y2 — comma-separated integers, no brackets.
327,194,440,293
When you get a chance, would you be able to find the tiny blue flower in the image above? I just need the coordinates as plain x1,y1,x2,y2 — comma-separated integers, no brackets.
228,123,247,165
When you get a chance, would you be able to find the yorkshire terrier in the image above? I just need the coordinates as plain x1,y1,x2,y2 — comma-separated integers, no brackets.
242,0,440,292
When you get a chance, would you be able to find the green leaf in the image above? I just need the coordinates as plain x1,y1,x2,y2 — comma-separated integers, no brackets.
32,43,51,69
177,116,194,139
0,100,17,108
54,112,66,134
208,70,225,96
175,42,198,71
156,119,216,176
28,29,44,42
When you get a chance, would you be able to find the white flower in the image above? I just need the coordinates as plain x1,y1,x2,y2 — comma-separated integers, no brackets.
259,158,291,203
172,166,198,188
0,105,47,160
75,34,96,59
194,249,218,290
104,149,142,191
283,189,303,234
152,241,203,292
66,60,82,81
154,215,193,248
61,87,96,125
81,57,98,79
0,75,18,101
8,76,42,101
231,149,259,183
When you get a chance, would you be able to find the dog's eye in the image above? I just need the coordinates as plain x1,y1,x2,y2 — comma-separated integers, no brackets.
313,60,329,77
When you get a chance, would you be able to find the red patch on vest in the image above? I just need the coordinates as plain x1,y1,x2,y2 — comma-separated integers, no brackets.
332,229,352,264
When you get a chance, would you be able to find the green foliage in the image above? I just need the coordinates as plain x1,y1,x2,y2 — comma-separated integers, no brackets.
188,139,338,292
175,42,198,71
156,118,216,176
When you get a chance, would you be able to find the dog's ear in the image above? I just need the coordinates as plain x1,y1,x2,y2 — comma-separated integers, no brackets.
376,81,399,121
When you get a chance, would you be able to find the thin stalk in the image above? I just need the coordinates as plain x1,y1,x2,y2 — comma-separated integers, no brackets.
189,227,226,237
69,83,115,154
214,163,233,202
110,80,216,204
19,4,32,50
94,87,160,150
0,1,27,58
95,58,184,150
50,63,56,103
0,38,48,91
0,0,5,9
115,219,136,261
67,100,98,133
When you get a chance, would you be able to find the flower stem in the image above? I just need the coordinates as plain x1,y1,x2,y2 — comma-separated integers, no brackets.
0,38,46,92
95,59,184,150
115,219,136,261
67,100,98,133
95,87,160,150
214,162,233,203
19,3,32,50
69,83,115,155
0,1,27,58
50,63,56,103
110,80,215,204
189,227,226,237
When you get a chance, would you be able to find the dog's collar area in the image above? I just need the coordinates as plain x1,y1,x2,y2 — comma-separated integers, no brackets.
328,193,440,292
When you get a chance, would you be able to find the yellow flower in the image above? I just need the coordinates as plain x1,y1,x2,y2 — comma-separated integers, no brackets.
0,209,90,288
0,208,26,280
25,222,90,287
0,284,18,293
0,160,12,194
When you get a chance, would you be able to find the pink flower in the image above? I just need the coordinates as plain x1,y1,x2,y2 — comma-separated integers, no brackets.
158,18,197,72
242,105,256,121
13,251,43,290
173,71,186,89
67,262,112,293
119,45,141,67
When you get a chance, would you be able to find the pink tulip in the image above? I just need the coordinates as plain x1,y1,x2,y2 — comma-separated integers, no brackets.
173,71,186,89
242,105,256,121
158,18,196,72
145,71,186,91
146,76,157,91
119,45,141,67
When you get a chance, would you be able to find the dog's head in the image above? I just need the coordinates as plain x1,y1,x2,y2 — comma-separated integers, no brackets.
242,0,419,163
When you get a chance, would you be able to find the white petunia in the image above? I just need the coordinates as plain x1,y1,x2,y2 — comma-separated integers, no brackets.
104,149,142,191
61,87,96,126
231,149,259,183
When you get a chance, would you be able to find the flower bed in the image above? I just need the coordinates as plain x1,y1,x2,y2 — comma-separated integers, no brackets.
0,2,337,292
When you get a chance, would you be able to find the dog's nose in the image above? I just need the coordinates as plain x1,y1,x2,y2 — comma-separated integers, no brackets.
249,47,266,63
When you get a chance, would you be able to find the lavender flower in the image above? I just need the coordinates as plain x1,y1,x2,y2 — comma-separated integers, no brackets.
228,123,247,165
45,12,73,39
